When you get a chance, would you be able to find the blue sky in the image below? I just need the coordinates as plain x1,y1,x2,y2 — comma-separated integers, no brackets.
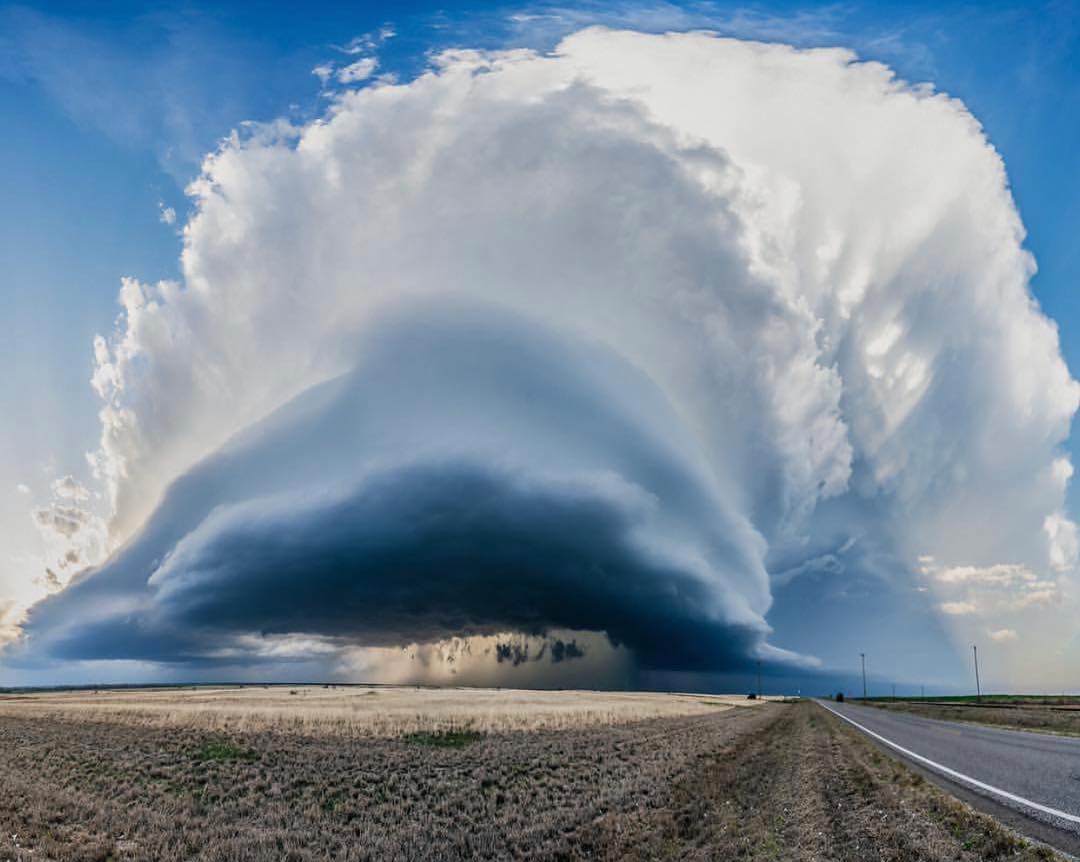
1,0,1078,691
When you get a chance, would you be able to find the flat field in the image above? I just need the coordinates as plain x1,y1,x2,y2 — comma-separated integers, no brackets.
0,692,1061,861
0,685,757,735
861,697,1080,737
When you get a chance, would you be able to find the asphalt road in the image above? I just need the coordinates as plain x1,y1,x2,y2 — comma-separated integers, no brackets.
818,699,1080,836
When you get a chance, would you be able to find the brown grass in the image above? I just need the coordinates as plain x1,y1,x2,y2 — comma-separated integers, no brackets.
0,697,1058,861
570,700,1061,861
0,685,760,736
862,699,1080,737
0,695,773,861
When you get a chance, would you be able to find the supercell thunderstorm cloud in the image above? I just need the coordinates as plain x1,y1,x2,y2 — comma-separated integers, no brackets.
9,28,1079,685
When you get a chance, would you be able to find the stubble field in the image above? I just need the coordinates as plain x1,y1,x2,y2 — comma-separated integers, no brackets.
0,685,755,736
0,689,1061,861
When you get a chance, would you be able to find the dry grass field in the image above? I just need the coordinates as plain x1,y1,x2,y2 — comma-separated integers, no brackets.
0,685,760,736
862,698,1080,737
0,692,1061,861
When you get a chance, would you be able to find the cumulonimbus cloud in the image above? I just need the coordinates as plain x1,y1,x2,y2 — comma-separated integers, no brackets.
25,306,792,671
11,28,1078,681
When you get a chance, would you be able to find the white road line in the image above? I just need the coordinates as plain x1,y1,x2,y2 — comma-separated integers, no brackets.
817,700,1080,827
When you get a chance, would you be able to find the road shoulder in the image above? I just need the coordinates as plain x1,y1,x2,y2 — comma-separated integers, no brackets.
816,701,1079,859
573,700,1063,860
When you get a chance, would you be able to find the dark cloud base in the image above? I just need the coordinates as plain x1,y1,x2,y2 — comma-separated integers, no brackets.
12,306,781,677
39,461,763,672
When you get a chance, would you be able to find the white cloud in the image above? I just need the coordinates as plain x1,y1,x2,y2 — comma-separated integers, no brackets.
1052,457,1074,488
18,28,1077,680
0,601,23,645
1044,512,1079,572
51,475,90,501
923,561,1036,586
337,57,377,84
770,537,855,587
1014,588,1060,609
33,504,87,537
6,474,111,623
990,628,1018,642
27,496,106,597
919,557,1062,620
158,202,176,225
313,25,394,90
15,483,30,495
339,26,395,56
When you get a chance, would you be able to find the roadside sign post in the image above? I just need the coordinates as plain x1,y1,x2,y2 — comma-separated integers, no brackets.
973,644,981,702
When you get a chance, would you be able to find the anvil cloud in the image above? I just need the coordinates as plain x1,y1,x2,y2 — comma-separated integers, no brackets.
12,28,1079,682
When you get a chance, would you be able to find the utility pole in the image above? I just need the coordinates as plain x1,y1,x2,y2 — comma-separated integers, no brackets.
973,644,981,702
860,652,867,700
757,660,762,699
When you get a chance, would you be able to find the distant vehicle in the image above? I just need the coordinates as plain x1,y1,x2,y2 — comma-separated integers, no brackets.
747,692,758,700
835,692,845,702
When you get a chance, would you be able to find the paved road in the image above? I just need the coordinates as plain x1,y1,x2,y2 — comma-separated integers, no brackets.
818,699,1080,832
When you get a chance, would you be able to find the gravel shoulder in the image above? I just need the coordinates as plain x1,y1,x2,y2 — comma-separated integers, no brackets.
0,700,1063,861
